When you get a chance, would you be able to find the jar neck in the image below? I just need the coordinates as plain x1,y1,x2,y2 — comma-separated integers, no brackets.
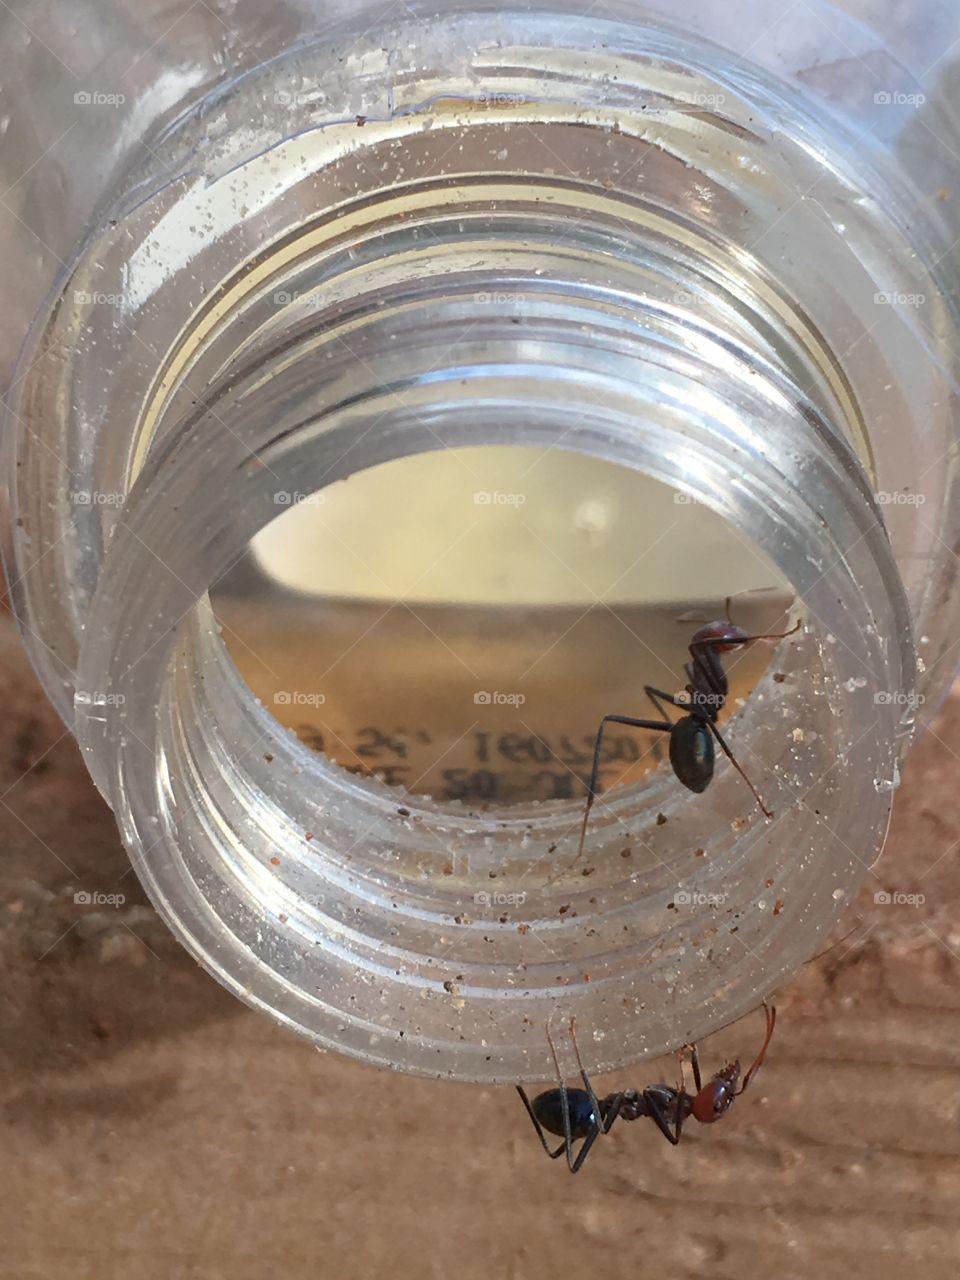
67,185,915,1078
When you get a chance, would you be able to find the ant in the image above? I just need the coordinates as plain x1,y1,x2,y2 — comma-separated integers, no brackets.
516,1003,777,1174
575,602,800,859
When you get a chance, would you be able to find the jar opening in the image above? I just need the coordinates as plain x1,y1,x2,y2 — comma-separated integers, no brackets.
213,446,792,808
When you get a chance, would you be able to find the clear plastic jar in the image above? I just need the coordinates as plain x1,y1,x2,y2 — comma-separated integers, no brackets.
2,1,959,1081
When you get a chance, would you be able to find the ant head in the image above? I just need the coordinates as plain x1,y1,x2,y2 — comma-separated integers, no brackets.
691,1061,741,1124
694,621,750,653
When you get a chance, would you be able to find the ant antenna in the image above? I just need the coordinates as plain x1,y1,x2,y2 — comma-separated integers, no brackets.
545,1020,564,1082
737,1002,777,1095
574,796,594,866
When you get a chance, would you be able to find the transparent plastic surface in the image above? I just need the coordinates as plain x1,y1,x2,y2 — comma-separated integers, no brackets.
1,2,958,1080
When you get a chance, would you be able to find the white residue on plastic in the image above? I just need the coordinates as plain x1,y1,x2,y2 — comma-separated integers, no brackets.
874,762,901,793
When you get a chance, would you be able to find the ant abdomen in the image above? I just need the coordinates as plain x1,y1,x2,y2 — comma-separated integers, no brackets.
533,1087,596,1140
668,716,714,793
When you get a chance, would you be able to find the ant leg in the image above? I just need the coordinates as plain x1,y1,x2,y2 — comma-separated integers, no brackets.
515,1087,567,1160
546,1022,582,1173
568,1019,602,1114
548,1091,625,1150
568,1018,617,1138
568,1123,604,1174
671,1049,695,1146
643,686,691,719
707,721,773,819
642,1090,681,1146
601,1092,626,1135
688,1042,703,1094
676,1041,702,1095
674,1098,689,1144
576,714,672,860
738,1002,777,1095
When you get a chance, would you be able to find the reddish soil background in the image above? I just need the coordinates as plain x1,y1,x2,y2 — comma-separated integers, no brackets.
1,609,958,1280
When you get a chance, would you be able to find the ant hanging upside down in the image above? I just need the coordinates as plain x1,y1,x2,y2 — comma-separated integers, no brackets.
576,604,800,859
517,1003,777,1174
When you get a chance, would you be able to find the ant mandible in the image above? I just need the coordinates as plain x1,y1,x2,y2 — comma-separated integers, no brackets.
516,1003,777,1174
575,602,800,859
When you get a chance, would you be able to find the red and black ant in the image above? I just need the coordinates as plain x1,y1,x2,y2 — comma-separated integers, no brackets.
516,1003,777,1174
575,605,800,859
